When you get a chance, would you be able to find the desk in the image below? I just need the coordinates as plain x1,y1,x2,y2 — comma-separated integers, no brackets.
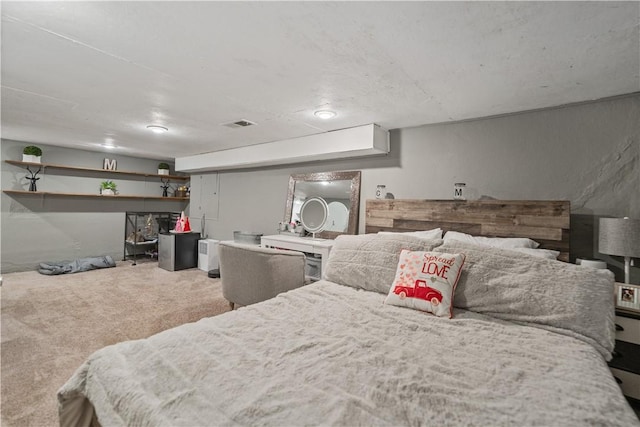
261,234,334,280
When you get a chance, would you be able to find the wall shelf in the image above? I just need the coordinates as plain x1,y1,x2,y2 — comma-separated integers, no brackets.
3,190,188,201
4,160,189,181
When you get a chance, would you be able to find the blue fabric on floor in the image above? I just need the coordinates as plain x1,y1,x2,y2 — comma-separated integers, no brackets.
38,256,116,275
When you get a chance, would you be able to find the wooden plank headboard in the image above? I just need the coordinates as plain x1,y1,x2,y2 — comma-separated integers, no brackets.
365,199,571,262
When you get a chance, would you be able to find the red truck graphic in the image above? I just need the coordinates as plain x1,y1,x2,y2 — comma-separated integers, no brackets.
393,279,443,306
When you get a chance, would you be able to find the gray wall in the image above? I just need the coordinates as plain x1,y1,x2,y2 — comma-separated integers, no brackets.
1,141,188,273
204,94,639,282
2,94,638,280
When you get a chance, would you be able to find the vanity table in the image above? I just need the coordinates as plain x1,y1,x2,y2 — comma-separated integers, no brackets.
261,234,334,281
268,170,360,281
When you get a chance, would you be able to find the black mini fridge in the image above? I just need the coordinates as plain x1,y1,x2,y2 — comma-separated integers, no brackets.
158,232,200,271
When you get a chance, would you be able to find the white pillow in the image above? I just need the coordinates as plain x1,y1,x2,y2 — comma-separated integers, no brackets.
443,230,540,249
378,228,443,240
509,247,560,260
433,240,615,359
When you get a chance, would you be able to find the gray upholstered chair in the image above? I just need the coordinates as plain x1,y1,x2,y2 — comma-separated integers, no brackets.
218,241,307,309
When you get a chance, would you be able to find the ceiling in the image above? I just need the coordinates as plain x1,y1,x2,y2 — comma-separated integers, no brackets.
2,1,638,161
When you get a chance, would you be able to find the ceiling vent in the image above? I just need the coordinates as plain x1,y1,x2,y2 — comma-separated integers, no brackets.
222,119,257,129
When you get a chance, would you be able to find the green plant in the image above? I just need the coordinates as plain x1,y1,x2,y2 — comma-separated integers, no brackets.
158,162,170,170
23,146,42,156
101,180,117,191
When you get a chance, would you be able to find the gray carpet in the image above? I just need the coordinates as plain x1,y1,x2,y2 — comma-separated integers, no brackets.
1,261,230,427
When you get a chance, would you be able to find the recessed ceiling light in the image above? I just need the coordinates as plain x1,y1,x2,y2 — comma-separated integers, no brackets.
146,125,168,134
314,110,337,119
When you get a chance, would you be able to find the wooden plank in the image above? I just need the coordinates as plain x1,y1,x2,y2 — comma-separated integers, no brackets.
480,224,563,241
395,220,481,235
367,209,517,225
367,199,569,217
4,160,189,180
3,190,188,201
366,200,569,218
364,217,394,228
515,215,570,229
367,199,459,212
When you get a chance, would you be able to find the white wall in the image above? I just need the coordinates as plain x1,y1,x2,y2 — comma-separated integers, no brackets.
1,141,188,273
201,94,639,282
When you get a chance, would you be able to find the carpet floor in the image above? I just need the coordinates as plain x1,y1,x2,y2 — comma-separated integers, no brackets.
1,261,230,427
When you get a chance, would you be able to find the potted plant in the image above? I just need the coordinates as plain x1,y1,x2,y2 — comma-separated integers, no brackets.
158,162,170,175
100,180,117,196
22,146,42,163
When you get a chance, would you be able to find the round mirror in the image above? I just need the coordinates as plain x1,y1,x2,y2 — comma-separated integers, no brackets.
300,197,329,235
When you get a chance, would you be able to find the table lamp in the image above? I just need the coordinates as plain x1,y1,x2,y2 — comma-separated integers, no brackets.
599,217,640,284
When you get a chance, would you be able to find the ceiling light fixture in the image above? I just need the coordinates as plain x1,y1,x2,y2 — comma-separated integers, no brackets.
146,125,168,134
314,110,337,119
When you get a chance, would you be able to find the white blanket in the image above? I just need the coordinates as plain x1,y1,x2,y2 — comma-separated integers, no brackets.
58,280,639,427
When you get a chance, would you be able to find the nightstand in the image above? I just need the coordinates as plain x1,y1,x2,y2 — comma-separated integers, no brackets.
609,307,640,413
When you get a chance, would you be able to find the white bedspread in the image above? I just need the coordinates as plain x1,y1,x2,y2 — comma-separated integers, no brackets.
59,280,639,427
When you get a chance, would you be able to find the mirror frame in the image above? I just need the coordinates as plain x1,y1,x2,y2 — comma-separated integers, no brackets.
284,171,361,239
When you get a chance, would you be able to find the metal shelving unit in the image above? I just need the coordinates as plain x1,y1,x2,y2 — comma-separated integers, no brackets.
124,212,180,265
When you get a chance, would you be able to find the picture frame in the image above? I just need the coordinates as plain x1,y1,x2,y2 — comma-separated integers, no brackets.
615,282,640,312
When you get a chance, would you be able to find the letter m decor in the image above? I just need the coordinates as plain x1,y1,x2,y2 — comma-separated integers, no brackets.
103,158,117,170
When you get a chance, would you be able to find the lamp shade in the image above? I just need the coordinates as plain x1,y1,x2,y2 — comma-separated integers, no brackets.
599,217,640,257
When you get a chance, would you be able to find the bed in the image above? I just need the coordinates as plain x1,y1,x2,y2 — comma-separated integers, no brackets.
58,200,640,426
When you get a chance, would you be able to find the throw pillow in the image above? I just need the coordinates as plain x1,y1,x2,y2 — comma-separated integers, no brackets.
384,250,465,318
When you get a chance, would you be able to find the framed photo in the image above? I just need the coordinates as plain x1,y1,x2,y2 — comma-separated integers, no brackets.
616,283,640,312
